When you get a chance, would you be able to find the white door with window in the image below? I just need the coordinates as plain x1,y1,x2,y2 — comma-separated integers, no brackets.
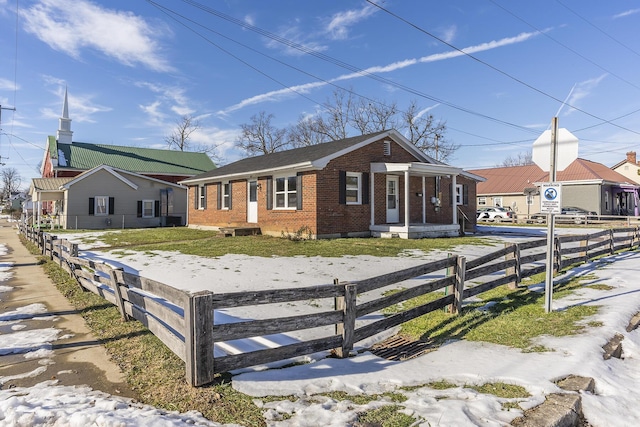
247,180,258,223
386,176,400,223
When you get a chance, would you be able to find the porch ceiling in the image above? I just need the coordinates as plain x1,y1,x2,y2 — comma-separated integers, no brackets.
370,162,462,176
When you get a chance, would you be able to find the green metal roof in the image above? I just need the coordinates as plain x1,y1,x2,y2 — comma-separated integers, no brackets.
52,140,215,176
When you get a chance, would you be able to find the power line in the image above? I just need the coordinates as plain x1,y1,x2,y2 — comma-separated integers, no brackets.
364,0,640,137
153,0,541,136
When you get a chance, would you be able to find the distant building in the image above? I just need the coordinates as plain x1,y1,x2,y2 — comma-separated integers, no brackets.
611,151,640,185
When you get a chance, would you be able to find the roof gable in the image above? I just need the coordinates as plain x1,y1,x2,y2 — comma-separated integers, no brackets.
50,140,215,176
181,130,433,183
62,165,186,190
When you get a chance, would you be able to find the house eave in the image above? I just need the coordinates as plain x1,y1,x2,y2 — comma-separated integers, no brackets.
180,162,318,185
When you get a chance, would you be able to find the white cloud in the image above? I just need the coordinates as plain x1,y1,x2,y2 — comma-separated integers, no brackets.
221,30,541,114
0,77,18,91
325,4,378,40
564,74,608,116
136,81,195,124
613,8,640,19
439,25,457,44
265,25,329,56
21,0,172,72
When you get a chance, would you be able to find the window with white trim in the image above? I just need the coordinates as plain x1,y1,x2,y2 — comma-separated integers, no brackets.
455,184,463,205
95,196,108,216
198,185,205,209
346,172,362,204
221,183,230,209
275,176,297,209
142,200,154,218
494,197,503,207
478,197,487,206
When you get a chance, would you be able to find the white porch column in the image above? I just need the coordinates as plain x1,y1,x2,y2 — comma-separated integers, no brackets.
422,176,426,223
404,170,410,230
370,171,375,227
452,174,458,225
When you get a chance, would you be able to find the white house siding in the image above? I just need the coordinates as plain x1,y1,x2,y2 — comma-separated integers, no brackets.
62,169,187,230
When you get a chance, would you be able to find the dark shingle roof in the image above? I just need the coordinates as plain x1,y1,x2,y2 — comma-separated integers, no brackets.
185,131,389,182
53,141,215,176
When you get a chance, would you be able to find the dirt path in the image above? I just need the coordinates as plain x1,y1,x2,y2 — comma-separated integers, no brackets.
0,220,134,398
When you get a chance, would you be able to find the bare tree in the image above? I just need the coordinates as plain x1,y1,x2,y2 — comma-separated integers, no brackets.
165,115,221,162
1,167,21,201
165,115,200,151
351,97,399,135
401,100,457,162
236,112,289,156
317,89,354,141
288,115,330,148
498,151,534,167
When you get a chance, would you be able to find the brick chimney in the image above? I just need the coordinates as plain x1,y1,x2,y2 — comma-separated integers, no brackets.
626,151,637,165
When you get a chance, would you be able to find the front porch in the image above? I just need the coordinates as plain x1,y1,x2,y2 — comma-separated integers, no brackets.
370,223,460,239
370,162,464,239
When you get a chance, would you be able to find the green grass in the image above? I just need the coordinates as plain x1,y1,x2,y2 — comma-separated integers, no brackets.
66,227,496,258
385,274,600,352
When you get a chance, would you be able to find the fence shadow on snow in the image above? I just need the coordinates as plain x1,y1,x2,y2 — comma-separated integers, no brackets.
18,223,640,386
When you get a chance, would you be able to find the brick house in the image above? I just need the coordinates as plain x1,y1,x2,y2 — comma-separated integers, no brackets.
180,130,482,239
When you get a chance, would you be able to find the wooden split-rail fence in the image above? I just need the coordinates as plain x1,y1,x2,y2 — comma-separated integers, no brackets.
17,223,640,386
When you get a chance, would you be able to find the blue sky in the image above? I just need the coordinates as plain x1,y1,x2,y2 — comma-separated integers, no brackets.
1,0,640,187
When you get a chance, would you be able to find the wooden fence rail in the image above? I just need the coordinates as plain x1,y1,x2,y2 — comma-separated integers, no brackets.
16,222,640,386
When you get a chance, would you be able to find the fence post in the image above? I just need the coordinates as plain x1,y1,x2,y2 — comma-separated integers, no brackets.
109,268,130,321
609,229,615,255
185,290,215,387
334,283,357,358
451,256,466,315
505,243,520,289
444,253,454,313
49,235,57,261
553,237,561,273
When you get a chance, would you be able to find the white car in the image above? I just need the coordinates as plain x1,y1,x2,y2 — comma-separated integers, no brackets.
477,207,514,222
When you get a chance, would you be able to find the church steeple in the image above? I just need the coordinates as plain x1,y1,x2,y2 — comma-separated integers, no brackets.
56,87,73,144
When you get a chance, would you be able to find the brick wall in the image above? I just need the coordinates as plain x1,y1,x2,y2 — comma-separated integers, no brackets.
186,136,478,236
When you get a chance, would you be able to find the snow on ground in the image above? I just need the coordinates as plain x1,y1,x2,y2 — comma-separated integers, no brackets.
2,225,640,426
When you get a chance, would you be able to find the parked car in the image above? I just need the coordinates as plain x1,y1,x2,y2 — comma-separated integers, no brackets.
477,206,514,222
529,207,596,224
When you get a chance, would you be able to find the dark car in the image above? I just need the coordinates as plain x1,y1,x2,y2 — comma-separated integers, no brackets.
529,207,596,224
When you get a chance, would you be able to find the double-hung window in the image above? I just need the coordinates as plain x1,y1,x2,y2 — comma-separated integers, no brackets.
198,185,206,209
142,200,154,218
346,172,362,205
95,196,108,216
275,176,297,209
221,183,230,209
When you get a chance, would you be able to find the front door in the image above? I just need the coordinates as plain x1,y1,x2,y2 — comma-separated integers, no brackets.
386,175,400,223
247,180,258,223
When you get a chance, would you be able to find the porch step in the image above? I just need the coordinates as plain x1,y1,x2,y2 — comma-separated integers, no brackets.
219,227,261,237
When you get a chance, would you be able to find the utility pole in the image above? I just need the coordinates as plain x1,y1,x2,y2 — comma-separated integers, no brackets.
0,105,16,166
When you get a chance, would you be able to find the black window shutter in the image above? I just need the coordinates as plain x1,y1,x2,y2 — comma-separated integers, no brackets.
155,200,160,217
194,187,198,209
362,172,370,205
202,185,207,209
228,182,233,210
217,183,222,210
296,173,303,210
89,198,95,215
109,197,115,214
266,177,273,210
463,184,469,206
338,171,346,204
137,201,142,217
